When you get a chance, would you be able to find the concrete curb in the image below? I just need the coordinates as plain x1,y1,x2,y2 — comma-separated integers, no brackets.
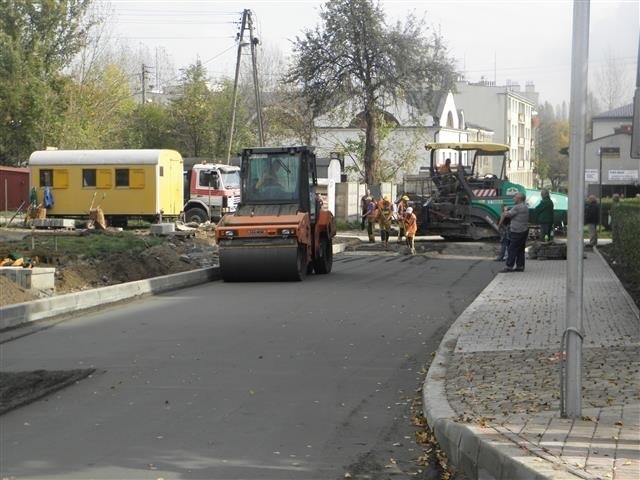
0,267,220,331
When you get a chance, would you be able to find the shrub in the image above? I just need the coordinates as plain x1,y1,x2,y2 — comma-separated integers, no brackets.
610,203,640,269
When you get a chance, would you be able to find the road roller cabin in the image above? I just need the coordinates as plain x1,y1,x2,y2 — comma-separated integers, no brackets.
28,149,184,227
215,146,336,281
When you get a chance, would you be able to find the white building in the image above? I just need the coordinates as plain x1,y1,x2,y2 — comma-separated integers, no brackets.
312,90,473,181
453,80,538,188
585,104,638,198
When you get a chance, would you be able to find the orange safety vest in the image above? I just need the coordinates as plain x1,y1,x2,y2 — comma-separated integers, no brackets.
404,212,417,236
397,200,407,216
377,201,393,228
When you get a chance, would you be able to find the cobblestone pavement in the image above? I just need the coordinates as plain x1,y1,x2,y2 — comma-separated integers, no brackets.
424,248,640,480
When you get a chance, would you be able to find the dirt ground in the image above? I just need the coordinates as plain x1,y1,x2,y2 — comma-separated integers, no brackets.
0,228,218,308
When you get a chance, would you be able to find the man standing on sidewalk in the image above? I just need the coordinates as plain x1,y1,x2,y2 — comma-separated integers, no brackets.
585,194,600,247
499,192,529,272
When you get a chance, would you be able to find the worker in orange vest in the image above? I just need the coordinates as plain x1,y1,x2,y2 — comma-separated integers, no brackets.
403,206,417,255
376,195,394,249
396,195,409,243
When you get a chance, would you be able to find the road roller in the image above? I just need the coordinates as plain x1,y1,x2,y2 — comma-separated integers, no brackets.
214,146,336,281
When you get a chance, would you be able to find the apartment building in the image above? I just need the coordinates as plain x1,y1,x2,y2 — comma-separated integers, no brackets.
454,79,538,188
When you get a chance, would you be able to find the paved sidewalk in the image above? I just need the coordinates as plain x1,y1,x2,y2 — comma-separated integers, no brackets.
424,248,640,479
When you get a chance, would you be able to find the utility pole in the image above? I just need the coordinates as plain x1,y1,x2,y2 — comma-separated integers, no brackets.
141,63,151,104
563,0,590,419
248,12,265,147
226,9,264,164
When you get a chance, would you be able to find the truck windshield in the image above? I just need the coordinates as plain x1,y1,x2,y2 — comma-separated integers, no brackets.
220,170,240,189
245,154,300,203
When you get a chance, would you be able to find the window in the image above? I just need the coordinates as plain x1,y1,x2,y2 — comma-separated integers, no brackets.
115,169,129,187
198,170,218,189
246,153,300,202
40,169,53,187
446,111,454,128
83,169,97,187
518,147,525,168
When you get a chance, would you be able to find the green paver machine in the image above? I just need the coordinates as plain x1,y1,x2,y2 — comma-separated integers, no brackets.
401,142,568,240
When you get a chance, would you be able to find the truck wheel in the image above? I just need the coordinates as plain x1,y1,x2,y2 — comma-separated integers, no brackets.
185,208,208,224
314,236,333,274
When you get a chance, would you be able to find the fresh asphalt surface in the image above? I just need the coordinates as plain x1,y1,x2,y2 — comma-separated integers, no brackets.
0,248,500,479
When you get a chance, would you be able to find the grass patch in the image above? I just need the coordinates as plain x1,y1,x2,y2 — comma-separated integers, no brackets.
0,231,165,259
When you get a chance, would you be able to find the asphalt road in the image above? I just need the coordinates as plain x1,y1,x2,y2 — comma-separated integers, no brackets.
0,247,500,480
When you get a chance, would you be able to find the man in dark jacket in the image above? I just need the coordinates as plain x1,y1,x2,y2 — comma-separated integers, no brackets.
584,195,600,247
500,192,529,272
533,189,554,242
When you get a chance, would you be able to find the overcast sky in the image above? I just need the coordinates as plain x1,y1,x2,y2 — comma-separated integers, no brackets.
107,0,639,109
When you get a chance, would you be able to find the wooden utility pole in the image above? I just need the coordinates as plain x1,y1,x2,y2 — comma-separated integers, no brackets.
226,9,264,164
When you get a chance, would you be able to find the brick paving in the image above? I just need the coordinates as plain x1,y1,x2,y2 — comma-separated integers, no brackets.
425,249,640,479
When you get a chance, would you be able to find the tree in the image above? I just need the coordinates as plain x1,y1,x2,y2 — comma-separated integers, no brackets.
125,103,174,149
286,0,456,186
595,48,633,111
0,0,96,164
169,62,216,157
57,63,136,149
536,102,569,191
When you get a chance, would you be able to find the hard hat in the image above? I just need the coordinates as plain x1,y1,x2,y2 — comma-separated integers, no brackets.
402,195,409,201
406,207,413,214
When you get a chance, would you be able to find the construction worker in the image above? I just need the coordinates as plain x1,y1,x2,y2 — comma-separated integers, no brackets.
437,158,452,174
396,195,409,243
376,195,393,249
360,189,372,230
365,197,377,242
404,206,417,255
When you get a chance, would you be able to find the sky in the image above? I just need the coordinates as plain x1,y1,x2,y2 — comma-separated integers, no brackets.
106,0,639,109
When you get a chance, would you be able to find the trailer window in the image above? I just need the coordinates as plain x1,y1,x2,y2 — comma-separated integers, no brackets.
83,169,97,187
40,169,53,187
115,169,129,187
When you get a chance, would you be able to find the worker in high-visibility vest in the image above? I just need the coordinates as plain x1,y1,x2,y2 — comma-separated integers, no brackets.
376,196,394,249
396,195,409,243
404,206,417,255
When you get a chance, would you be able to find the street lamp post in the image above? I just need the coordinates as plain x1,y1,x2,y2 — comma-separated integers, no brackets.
599,146,621,228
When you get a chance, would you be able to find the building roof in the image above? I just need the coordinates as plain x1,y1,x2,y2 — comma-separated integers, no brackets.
466,122,495,133
593,104,633,119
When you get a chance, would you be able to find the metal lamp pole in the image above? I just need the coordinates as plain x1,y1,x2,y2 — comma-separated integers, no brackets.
564,0,590,419
599,147,603,231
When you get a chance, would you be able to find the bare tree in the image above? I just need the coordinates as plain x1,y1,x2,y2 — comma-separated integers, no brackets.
286,0,456,186
595,47,633,111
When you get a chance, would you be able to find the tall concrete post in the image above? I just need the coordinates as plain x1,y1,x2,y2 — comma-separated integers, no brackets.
565,0,590,418
226,10,249,164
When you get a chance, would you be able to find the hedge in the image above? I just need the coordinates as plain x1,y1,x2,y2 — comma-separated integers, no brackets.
609,203,640,268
